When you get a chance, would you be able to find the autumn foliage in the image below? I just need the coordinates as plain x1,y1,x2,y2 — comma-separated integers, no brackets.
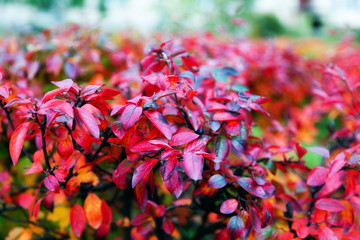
0,26,360,239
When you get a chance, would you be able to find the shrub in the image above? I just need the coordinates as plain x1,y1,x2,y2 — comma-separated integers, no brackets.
0,26,359,239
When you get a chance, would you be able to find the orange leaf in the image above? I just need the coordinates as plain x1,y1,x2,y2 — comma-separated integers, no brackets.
84,193,103,229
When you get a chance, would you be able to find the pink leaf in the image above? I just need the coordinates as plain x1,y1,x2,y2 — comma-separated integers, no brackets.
51,79,74,90
148,139,172,149
74,107,100,138
0,86,9,98
144,110,172,140
237,177,273,199
183,152,203,180
170,131,199,146
327,158,345,179
0,171,9,182
315,198,346,212
220,199,238,214
132,158,158,188
307,167,328,186
307,147,330,159
319,226,338,240
120,105,143,130
208,174,227,189
227,216,244,239
44,175,60,193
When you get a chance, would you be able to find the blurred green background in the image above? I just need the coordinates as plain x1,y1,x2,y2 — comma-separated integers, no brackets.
0,0,360,42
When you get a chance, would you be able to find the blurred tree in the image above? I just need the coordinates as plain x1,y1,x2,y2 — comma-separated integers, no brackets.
249,14,285,38
155,0,254,36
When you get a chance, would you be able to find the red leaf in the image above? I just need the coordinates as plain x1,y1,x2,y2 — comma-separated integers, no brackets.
96,223,110,238
144,110,172,140
4,98,32,108
213,110,243,121
220,199,238,214
132,158,158,188
249,206,261,232
129,139,161,153
40,88,65,105
185,135,210,152
183,152,203,180
307,147,330,159
57,136,73,158
113,159,132,189
110,105,126,116
160,157,177,180
170,131,199,146
10,122,31,166
296,224,309,239
227,216,244,239
315,198,346,212
14,193,35,210
162,217,174,235
38,99,73,117
55,168,68,182
66,176,80,196
134,183,148,211
148,139,172,149
63,150,81,169
44,175,60,193
98,88,121,99
278,232,294,240
72,128,92,152
75,107,100,138
296,143,307,159
131,213,150,226
208,174,227,189
145,201,165,217
25,162,43,175
81,84,105,98
162,169,183,198
32,197,44,219
101,200,112,225
121,105,143,130
70,204,86,237
307,167,328,186
248,102,270,116
84,193,103,229
316,171,345,198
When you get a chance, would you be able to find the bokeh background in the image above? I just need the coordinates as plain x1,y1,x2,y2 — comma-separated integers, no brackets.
1,0,360,41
